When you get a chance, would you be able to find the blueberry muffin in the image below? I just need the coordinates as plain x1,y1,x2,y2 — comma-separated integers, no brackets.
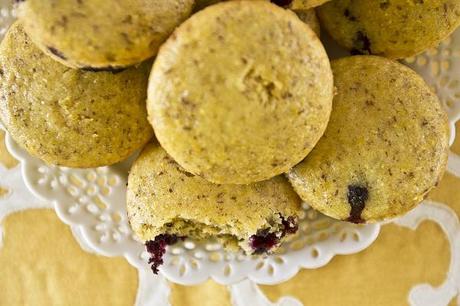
148,1,333,184
0,22,153,168
127,142,301,273
17,0,194,69
317,0,460,59
288,56,449,223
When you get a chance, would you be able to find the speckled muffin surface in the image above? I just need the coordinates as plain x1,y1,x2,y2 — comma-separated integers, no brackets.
196,0,322,37
195,1,321,36
317,0,460,59
194,0,329,11
127,142,301,255
148,1,333,184
17,0,194,69
288,56,449,223
281,0,331,9
0,23,153,168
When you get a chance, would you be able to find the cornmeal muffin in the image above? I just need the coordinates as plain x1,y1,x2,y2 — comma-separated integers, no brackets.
0,23,153,168
288,56,449,223
317,0,460,58
148,1,333,184
196,0,329,10
127,142,301,273
17,0,194,69
280,0,331,9
194,0,320,36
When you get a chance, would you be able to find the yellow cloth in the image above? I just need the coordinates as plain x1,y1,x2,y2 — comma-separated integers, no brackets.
1,123,459,305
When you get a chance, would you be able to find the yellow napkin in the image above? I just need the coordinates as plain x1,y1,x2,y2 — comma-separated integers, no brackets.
1,123,459,305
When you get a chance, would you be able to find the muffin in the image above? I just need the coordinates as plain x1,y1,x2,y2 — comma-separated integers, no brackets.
288,56,449,223
194,0,329,10
317,0,460,58
194,0,225,11
148,1,333,184
0,22,153,168
276,0,331,9
194,0,321,37
127,142,301,273
17,0,195,69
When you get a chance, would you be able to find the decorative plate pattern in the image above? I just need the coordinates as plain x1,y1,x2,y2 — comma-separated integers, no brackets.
4,134,380,285
403,33,460,178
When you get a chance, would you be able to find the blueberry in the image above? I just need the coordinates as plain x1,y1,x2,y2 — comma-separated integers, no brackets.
351,31,372,55
270,0,293,8
346,185,369,223
281,216,298,235
249,230,279,254
249,216,298,254
145,234,183,274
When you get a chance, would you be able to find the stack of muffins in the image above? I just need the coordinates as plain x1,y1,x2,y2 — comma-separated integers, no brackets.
0,0,456,274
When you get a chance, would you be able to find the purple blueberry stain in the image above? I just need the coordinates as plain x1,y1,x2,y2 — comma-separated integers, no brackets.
270,0,293,7
249,229,279,255
346,185,369,224
281,216,298,235
145,234,183,274
249,215,298,254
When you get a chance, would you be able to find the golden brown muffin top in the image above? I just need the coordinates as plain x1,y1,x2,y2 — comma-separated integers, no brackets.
0,23,153,168
288,56,449,223
148,1,333,184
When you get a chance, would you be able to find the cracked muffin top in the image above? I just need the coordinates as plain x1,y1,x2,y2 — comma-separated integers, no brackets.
288,56,449,223
317,0,460,59
0,22,153,168
17,0,194,69
148,1,333,184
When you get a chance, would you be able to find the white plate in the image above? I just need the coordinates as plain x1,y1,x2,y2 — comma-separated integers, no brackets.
5,135,380,285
